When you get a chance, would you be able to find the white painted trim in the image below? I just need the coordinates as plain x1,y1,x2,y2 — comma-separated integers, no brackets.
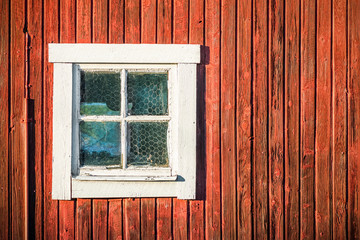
79,166,172,177
74,176,177,181
72,180,179,198
177,64,197,199
52,63,73,200
49,44,201,64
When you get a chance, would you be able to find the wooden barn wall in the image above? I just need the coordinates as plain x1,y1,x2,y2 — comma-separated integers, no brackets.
0,0,359,239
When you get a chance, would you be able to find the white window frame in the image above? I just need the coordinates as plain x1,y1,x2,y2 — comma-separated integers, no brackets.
50,44,199,200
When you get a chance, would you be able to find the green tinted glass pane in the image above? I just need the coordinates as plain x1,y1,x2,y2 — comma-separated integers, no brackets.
80,71,121,115
127,73,168,115
128,122,169,167
80,121,121,166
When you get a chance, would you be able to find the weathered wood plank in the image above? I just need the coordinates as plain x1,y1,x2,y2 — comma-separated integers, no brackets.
221,0,237,238
141,198,156,239
269,0,284,239
27,0,44,236
315,0,332,238
204,0,221,238
123,199,140,240
125,0,140,44
10,0,27,237
348,0,360,238
93,199,108,239
0,0,9,238
332,0,347,238
300,0,316,238
253,0,269,238
59,201,75,239
284,0,300,239
157,0,172,45
76,199,92,240
109,0,124,44
173,199,187,240
189,0,205,239
108,200,123,240
237,0,252,238
77,0,91,43
157,198,172,239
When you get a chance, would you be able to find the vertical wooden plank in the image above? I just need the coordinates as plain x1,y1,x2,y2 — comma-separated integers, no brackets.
92,0,109,238
221,0,237,238
300,0,316,238
125,0,140,44
156,1,172,239
253,0,269,238
77,0,91,43
269,0,284,239
58,0,76,238
284,0,300,239
348,0,360,238
237,0,252,238
141,0,156,43
93,0,108,43
157,198,172,240
0,0,9,238
124,1,141,239
315,0,331,239
10,0,27,238
27,0,43,237
59,202,75,239
140,1,156,238
173,0,188,44
44,0,59,237
332,0,347,238
123,198,140,240
93,199,108,239
108,0,124,238
108,200,123,240
76,199,92,240
204,0,221,238
109,0,124,44
157,0,172,45
189,0,205,239
172,1,189,238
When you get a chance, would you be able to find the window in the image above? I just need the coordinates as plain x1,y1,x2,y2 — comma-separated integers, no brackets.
50,44,200,200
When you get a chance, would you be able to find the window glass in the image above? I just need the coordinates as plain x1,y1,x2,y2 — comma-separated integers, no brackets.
127,122,169,167
127,73,168,115
80,71,121,116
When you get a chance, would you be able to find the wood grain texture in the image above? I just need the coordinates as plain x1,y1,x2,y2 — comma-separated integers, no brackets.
108,200,123,239
109,0,124,44
157,198,172,240
123,199,140,240
205,0,221,238
315,0,331,238
300,0,316,238
77,0,91,43
284,0,300,239
221,0,237,238
10,0,27,237
269,0,284,239
27,0,44,236
348,0,360,238
253,0,269,238
93,199,108,239
76,199,92,240
332,0,347,238
59,201,75,239
237,0,252,238
0,0,9,238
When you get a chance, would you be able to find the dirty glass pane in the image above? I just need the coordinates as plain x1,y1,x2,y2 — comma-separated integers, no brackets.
127,122,169,167
80,70,121,116
80,121,121,166
127,72,168,115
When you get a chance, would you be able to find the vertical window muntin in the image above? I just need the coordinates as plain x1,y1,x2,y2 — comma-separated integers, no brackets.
74,64,176,177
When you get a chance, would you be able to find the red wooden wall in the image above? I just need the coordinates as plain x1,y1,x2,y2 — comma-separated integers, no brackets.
0,0,359,239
